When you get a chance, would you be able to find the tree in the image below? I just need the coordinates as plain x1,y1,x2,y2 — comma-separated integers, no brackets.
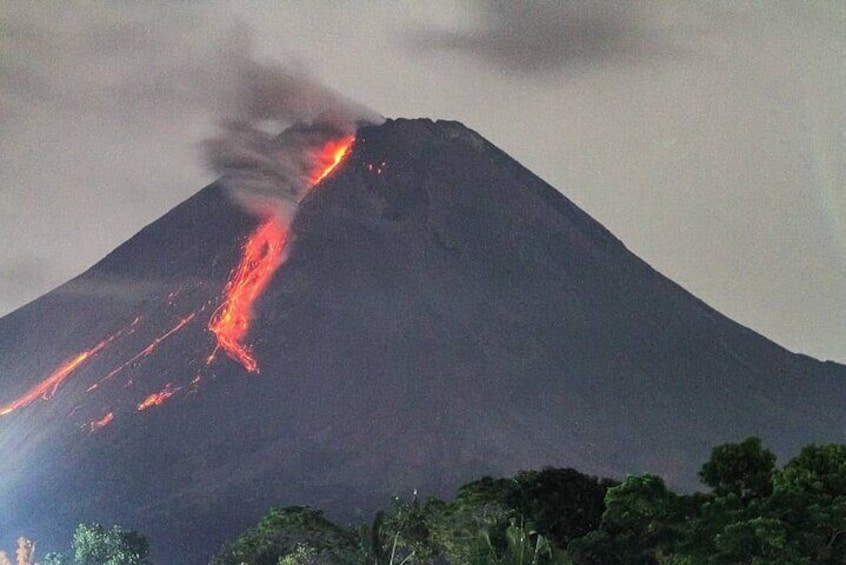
210,506,359,565
41,554,72,565
72,523,149,565
427,486,511,564
699,437,776,501
476,518,570,565
361,494,444,564
508,467,616,548
713,517,805,564
277,544,334,565
769,444,846,564
567,473,701,564
773,444,846,499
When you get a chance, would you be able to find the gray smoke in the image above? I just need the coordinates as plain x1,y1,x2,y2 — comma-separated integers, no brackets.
204,57,383,217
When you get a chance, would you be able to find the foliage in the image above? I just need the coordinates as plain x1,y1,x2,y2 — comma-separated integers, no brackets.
472,518,571,565
19,438,846,565
567,474,686,564
698,437,776,501
72,524,149,565
566,439,846,565
769,444,846,564
507,468,616,548
358,493,450,564
277,544,336,565
427,485,512,564
42,554,73,565
210,506,359,565
34,524,149,565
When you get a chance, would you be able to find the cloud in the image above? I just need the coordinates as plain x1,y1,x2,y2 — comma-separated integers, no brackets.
407,0,656,74
0,2,381,316
0,5,376,132
0,3,381,220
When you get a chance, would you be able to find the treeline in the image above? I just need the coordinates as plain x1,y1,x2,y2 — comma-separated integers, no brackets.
214,437,846,564
20,437,846,564
14,524,149,565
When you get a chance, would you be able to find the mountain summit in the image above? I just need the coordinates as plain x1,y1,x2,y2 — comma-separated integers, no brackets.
1,118,843,563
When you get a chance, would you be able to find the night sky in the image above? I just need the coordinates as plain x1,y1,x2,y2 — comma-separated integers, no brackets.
2,1,843,362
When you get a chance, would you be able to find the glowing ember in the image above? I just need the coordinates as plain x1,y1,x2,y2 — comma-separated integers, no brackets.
0,321,137,416
88,411,114,432
308,135,355,186
209,135,355,373
137,383,179,411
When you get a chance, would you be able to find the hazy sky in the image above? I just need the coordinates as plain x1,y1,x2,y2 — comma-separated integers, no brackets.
1,1,843,362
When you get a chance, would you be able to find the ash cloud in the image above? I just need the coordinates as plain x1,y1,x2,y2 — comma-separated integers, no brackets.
203,58,382,216
0,3,381,219
0,4,382,316
409,1,657,74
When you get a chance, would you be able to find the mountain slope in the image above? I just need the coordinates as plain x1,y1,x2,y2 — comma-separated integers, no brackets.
0,118,842,563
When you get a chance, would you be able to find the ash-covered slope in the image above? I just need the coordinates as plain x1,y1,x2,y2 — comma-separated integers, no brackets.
0,118,843,564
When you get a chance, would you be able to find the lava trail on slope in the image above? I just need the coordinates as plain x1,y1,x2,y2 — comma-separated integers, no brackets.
0,133,356,429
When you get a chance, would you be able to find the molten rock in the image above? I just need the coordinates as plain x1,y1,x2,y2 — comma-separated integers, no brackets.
0,119,843,563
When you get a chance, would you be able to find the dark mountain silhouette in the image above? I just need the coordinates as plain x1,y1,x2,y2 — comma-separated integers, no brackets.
0,118,843,563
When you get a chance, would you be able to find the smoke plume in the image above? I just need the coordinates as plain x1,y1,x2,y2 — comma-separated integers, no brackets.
204,57,383,216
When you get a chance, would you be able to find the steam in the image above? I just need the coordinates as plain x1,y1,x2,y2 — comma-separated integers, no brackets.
204,58,383,216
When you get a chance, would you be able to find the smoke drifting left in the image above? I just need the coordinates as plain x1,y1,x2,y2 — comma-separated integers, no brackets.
204,58,383,218
202,52,377,376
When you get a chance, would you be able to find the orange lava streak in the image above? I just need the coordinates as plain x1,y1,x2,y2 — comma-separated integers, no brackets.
0,321,138,416
209,219,287,372
208,135,355,374
94,312,196,387
308,135,355,186
88,411,114,432
137,383,179,411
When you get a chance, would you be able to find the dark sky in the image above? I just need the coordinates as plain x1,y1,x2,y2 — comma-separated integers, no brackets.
1,1,843,362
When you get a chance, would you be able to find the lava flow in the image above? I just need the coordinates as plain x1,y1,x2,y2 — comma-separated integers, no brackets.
137,383,179,411
0,320,138,416
0,134,356,423
89,312,197,391
308,135,355,185
209,135,355,372
208,218,288,372
88,411,114,432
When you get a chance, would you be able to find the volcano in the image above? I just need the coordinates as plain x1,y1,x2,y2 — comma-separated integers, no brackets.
1,118,843,563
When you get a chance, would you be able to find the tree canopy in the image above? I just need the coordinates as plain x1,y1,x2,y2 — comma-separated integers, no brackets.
27,437,846,565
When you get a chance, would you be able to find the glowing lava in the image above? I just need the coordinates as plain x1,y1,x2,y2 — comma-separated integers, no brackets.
137,383,179,411
209,135,355,373
0,321,137,416
2,134,356,426
308,135,355,186
92,312,196,388
88,411,114,432
208,218,288,372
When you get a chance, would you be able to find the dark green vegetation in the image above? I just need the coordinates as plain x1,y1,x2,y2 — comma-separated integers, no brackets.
212,437,846,564
43,438,846,564
42,523,150,565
